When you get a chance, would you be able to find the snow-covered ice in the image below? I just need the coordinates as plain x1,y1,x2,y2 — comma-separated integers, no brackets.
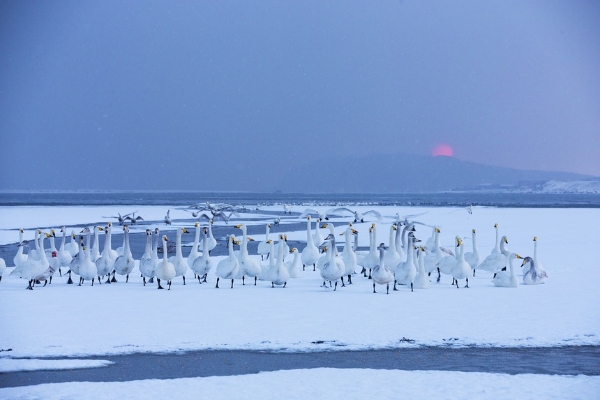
1,368,598,399
0,358,113,373
0,205,598,358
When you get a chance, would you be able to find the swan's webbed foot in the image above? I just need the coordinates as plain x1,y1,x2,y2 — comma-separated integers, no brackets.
149,277,154,283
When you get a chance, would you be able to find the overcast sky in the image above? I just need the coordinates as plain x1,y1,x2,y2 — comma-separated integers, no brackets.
1,0,598,190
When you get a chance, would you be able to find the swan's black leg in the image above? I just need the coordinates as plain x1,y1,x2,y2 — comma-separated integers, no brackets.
387,283,390,294
215,277,219,288
341,276,345,287
393,280,398,291
437,268,441,283
272,282,274,288
473,269,476,277
254,276,257,286
230,279,234,289
348,274,352,284
183,276,186,285
283,282,286,288
411,282,413,292
334,281,338,291
126,274,129,283
242,276,245,285
368,269,372,279
465,278,469,288
168,280,171,290
373,283,376,293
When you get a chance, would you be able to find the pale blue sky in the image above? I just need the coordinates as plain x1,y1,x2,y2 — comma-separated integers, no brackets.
1,0,598,190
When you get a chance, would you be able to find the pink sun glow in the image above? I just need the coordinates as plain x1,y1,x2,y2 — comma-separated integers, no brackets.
431,143,454,157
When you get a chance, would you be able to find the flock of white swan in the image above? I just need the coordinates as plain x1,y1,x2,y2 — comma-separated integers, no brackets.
0,209,548,292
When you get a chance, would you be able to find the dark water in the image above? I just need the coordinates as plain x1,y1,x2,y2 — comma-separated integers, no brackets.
1,191,599,207
1,346,598,388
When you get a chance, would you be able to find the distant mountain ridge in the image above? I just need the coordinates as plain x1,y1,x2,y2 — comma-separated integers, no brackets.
274,153,593,193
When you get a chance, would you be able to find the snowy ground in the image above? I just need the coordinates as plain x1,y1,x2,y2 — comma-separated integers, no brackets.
0,205,599,358
1,368,599,399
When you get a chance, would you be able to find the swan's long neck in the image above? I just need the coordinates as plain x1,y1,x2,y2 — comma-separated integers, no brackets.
266,225,270,241
401,225,409,249
353,232,358,252
162,238,168,262
228,237,235,258
202,232,208,258
434,231,441,250
60,230,66,251
534,240,538,263
500,239,507,254
395,225,402,249
269,242,276,267
34,231,40,252
345,229,352,252
418,250,425,272
472,231,478,253
93,228,100,250
370,228,376,253
124,229,130,254
85,231,91,259
39,235,49,265
306,220,313,245
277,239,285,265
208,223,214,239
458,241,465,261
509,255,515,278
193,225,201,249
107,226,113,249
494,227,500,251
50,236,57,252
407,241,414,264
241,226,248,254
176,230,182,258
378,247,385,266
388,227,396,252
144,233,152,254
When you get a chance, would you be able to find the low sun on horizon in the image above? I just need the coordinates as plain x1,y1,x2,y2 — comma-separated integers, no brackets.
431,143,454,157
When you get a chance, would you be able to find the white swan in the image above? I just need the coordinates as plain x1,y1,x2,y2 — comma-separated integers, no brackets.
532,236,543,275
150,228,160,282
413,246,430,289
474,223,500,278
45,229,60,279
192,227,215,283
372,243,394,294
259,240,276,280
114,225,135,283
155,235,176,290
88,226,101,263
235,224,261,285
67,233,83,284
198,219,217,254
319,238,344,290
394,235,417,291
522,237,548,284
139,229,155,286
95,225,116,284
257,223,272,260
451,237,471,288
301,216,319,271
521,256,548,285
424,227,448,282
464,229,480,275
328,207,382,223
492,253,522,288
286,248,301,278
361,224,379,279
187,222,202,269
477,236,510,274
66,231,79,257
13,228,27,269
341,224,358,284
394,223,407,261
22,232,51,290
169,227,190,285
437,236,459,283
164,210,172,225
31,232,58,287
57,227,72,274
270,237,290,287
313,218,324,246
384,225,401,274
78,228,98,286
215,235,239,289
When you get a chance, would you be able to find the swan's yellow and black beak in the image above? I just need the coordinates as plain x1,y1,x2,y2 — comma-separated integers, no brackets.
504,237,508,244
321,224,327,229
533,236,537,241
472,229,476,233
235,224,242,229
248,237,255,241
182,228,189,234
494,223,498,228
321,246,327,253
352,229,358,234
516,254,523,259
195,222,199,227
98,227,104,231
392,225,397,230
